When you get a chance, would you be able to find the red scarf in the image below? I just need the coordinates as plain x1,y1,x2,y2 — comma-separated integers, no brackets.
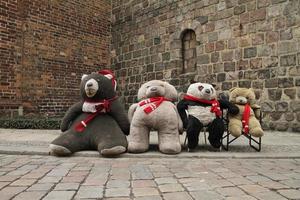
75,96,118,132
139,97,172,114
242,104,251,134
184,94,222,117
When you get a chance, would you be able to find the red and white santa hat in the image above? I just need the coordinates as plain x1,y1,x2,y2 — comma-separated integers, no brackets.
98,69,117,91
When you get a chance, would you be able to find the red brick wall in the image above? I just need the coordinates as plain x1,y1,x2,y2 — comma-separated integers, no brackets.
0,0,111,117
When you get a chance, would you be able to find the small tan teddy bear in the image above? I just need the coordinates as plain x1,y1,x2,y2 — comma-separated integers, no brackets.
228,87,264,138
127,80,183,154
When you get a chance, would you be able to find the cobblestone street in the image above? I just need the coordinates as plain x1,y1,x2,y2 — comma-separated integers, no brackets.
0,155,299,200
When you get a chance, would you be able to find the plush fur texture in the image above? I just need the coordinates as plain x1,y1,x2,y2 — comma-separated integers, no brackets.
228,87,264,137
128,80,182,154
50,72,129,157
177,82,239,149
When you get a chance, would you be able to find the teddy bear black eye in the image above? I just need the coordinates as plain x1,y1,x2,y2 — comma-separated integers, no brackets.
146,86,150,88
198,86,204,91
211,88,213,93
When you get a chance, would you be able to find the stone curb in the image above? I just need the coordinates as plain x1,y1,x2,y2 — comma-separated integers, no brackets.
0,149,299,159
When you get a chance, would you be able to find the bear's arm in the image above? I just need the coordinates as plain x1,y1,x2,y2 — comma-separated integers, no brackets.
60,102,83,132
128,103,138,123
176,100,189,129
219,99,239,115
109,99,130,136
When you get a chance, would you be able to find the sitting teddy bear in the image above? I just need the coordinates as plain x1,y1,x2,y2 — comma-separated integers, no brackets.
177,82,239,150
228,87,264,137
128,80,183,154
49,70,129,157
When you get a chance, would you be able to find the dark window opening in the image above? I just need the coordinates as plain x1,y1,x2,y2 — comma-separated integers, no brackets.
182,29,197,73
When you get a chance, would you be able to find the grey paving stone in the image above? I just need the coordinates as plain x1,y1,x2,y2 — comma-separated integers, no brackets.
225,195,257,200
132,180,156,188
263,173,290,181
134,196,162,200
155,177,177,185
239,184,270,194
158,183,184,192
280,179,300,189
27,183,54,191
215,186,246,197
54,183,80,191
228,177,253,185
132,187,160,197
258,180,290,190
0,181,10,189
10,178,36,186
75,185,103,199
190,190,223,200
184,181,212,191
278,189,300,199
106,180,130,188
38,176,62,183
246,175,272,182
252,191,288,200
163,191,193,200
0,186,27,200
105,188,130,197
43,191,75,200
12,191,47,200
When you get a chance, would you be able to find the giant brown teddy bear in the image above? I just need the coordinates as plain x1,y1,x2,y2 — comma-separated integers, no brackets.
49,70,129,157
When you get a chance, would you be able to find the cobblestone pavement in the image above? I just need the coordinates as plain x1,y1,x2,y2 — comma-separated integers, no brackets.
0,155,299,200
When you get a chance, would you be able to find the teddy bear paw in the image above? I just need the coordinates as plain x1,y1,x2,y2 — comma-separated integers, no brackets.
250,127,264,137
49,144,72,156
100,146,126,157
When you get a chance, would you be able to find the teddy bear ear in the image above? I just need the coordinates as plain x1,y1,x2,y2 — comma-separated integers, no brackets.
137,83,147,101
190,79,196,84
81,74,88,80
211,83,217,88
164,82,178,101
229,87,237,92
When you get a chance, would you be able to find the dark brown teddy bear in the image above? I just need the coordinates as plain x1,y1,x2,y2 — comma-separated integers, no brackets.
49,70,129,157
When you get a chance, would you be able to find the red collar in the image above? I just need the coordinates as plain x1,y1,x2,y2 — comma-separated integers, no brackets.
184,94,222,117
75,96,118,132
184,94,216,105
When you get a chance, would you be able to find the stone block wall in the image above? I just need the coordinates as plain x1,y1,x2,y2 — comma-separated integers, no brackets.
0,0,111,117
111,0,300,132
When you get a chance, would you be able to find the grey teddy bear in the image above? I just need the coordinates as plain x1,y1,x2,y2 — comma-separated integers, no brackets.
127,80,183,154
49,70,129,157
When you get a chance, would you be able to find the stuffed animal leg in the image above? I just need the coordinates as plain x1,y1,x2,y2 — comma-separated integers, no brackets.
207,118,224,148
248,116,264,137
186,115,203,149
228,118,243,137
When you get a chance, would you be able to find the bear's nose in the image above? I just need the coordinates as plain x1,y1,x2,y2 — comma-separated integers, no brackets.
205,89,210,94
150,87,157,92
87,83,93,87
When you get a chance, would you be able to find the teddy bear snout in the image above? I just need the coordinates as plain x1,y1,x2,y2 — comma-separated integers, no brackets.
236,96,247,104
205,89,211,94
150,87,157,92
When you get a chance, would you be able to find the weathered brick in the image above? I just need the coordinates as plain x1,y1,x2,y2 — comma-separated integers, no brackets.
224,62,236,72
278,78,294,88
249,8,266,22
280,54,297,67
268,89,282,101
244,47,257,58
234,5,246,15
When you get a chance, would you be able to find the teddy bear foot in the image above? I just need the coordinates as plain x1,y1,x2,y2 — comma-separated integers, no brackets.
49,144,72,156
100,146,126,157
250,128,264,137
160,144,181,154
228,128,242,138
